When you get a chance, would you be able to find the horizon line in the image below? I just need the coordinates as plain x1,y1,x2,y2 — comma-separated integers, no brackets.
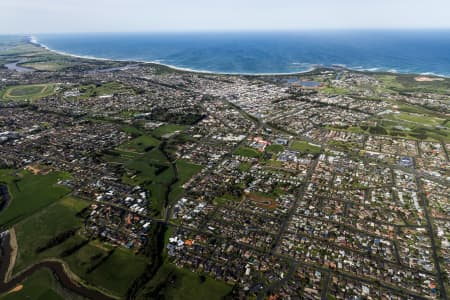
2,28,450,35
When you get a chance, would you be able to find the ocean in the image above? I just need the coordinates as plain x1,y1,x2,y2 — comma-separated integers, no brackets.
35,31,450,76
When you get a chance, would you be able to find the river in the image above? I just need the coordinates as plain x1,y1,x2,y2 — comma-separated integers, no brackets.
0,185,10,213
0,217,114,299
3,61,34,73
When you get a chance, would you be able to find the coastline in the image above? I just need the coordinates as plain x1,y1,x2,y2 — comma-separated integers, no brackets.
29,35,449,78
29,35,317,76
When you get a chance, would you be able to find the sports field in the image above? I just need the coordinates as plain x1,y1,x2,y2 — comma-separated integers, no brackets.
0,84,57,101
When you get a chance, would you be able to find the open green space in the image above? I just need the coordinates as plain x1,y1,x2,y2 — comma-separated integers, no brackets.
214,194,241,206
266,144,284,153
152,124,186,139
21,61,73,71
102,128,201,216
122,148,173,185
176,160,202,185
327,140,361,152
104,144,173,216
0,170,70,229
75,82,132,99
239,161,253,172
118,135,160,153
385,112,446,127
290,140,321,155
169,160,203,203
13,196,90,273
380,112,450,142
137,263,232,300
376,74,450,95
0,42,47,58
234,146,262,158
395,102,447,117
0,269,64,300
264,159,284,168
121,124,146,137
63,240,112,278
9,189,146,298
0,84,57,101
79,247,147,298
327,125,367,134
321,86,350,95
376,75,404,93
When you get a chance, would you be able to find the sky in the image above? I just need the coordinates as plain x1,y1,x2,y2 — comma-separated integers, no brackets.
1,0,450,34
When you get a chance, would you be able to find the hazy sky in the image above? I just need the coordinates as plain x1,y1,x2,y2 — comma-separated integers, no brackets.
1,0,450,33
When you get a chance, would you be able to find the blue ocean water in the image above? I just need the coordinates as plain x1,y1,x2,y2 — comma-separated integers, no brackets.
35,31,450,76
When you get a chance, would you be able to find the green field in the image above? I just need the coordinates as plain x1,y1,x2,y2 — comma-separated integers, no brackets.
214,194,241,206
118,135,160,153
0,84,57,101
152,124,186,138
0,42,48,59
75,82,132,99
176,160,202,184
10,191,146,298
235,146,262,158
138,263,232,300
327,140,361,152
63,240,111,276
385,112,446,127
239,161,253,172
0,170,70,229
290,140,321,155
396,102,447,116
376,74,450,95
120,125,146,137
79,248,147,297
266,144,284,153
21,61,73,71
103,128,201,216
380,112,450,142
0,269,64,300
104,144,173,216
13,197,90,273
169,160,203,203
10,190,146,298
122,149,173,186
321,86,350,95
